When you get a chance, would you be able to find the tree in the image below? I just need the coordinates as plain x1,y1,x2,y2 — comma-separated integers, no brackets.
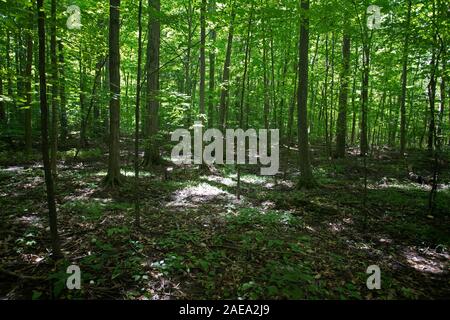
400,0,412,155
297,0,315,187
134,0,143,227
207,0,216,128
218,6,235,131
37,0,62,258
50,0,58,176
335,32,351,158
143,0,161,167
104,0,122,187
24,24,33,154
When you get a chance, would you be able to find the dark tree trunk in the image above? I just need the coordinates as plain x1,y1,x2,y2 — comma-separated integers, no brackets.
297,0,315,187
58,41,68,143
37,0,62,258
143,0,161,167
199,0,206,120
134,0,143,227
207,0,216,128
219,7,235,131
105,0,122,187
400,0,412,155
24,29,33,153
360,41,370,156
335,33,351,158
50,0,58,176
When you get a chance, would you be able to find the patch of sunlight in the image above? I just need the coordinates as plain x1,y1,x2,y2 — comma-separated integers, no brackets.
0,166,24,172
17,215,43,228
94,170,107,177
167,182,238,208
375,180,430,191
261,200,276,211
94,169,153,178
202,175,236,187
328,222,345,233
403,247,448,274
378,237,393,244
63,187,96,201
20,253,46,265
227,173,269,185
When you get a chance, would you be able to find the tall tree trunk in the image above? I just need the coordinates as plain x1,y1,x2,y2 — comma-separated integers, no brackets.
336,33,351,158
297,0,315,187
37,0,62,258
400,0,412,155
360,39,370,156
322,34,330,148
219,7,235,131
199,0,206,119
143,0,161,166
262,23,270,130
350,44,359,145
0,76,4,122
50,0,58,176
105,0,122,187
24,29,33,154
134,0,143,227
207,0,216,128
184,0,193,126
58,41,68,143
329,32,336,154
79,43,87,148
237,8,253,200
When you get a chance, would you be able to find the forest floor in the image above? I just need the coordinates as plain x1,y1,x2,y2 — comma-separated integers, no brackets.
0,137,449,300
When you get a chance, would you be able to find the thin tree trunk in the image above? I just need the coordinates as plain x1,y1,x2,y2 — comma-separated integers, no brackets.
24,29,33,154
237,8,253,200
37,0,62,258
360,40,370,156
199,0,206,119
400,0,412,155
50,0,58,176
143,0,161,166
297,0,314,187
105,0,122,187
58,41,68,143
207,0,216,128
219,7,235,131
336,33,351,158
134,0,143,228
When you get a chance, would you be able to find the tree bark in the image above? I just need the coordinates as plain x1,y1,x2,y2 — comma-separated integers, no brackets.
219,7,235,131
143,0,161,167
50,0,58,176
105,0,122,187
37,0,62,258
199,0,207,120
58,41,68,143
207,0,216,128
400,0,412,155
335,33,351,158
297,0,315,187
135,0,143,227
24,29,33,154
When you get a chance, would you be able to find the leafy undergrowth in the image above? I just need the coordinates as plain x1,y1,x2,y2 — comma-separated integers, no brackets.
0,143,449,299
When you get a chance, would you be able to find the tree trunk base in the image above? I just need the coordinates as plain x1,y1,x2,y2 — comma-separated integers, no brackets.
103,174,124,189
